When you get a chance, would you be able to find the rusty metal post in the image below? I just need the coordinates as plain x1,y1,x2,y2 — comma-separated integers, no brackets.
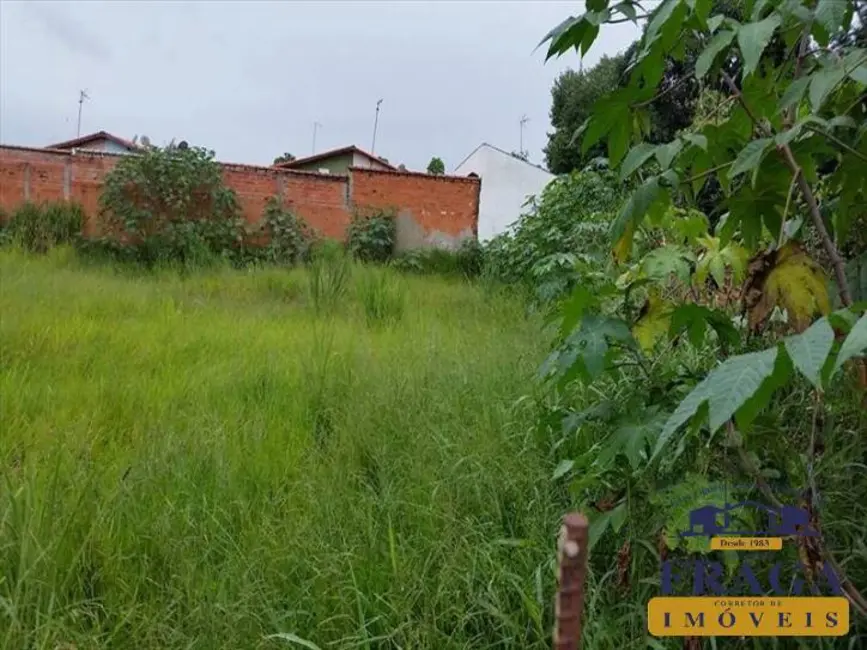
554,512,589,650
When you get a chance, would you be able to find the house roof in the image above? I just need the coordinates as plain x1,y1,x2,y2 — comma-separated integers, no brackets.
47,130,141,152
273,145,397,171
453,142,552,175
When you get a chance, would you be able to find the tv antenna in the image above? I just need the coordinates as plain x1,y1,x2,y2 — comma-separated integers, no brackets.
312,121,323,154
519,114,530,159
76,89,90,138
371,99,383,154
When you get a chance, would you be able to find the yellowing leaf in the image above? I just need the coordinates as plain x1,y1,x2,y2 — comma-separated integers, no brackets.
744,242,830,333
632,293,673,353
613,219,636,264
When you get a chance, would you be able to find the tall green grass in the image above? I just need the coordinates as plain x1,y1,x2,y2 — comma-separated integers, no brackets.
0,248,560,650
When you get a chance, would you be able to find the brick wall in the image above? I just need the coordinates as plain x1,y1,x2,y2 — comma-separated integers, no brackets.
0,145,479,248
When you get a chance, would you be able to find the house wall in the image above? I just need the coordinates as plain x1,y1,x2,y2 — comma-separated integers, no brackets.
0,146,479,248
290,152,354,175
351,152,392,171
454,145,555,242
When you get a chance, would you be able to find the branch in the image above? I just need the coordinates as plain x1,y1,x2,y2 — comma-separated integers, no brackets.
633,74,694,108
681,161,734,186
805,124,867,164
719,70,853,307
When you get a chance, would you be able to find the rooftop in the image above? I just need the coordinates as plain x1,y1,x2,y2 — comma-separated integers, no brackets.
46,130,141,152
273,145,396,171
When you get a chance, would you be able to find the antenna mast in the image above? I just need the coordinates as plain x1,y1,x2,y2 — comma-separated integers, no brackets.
371,99,383,154
519,114,530,159
76,90,89,138
312,121,322,154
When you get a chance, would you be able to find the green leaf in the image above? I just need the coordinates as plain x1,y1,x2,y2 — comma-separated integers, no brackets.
608,117,631,167
843,48,867,84
783,317,835,388
832,313,867,375
266,633,323,650
778,77,811,113
644,0,683,48
707,13,725,33
683,133,708,151
597,411,667,471
655,139,684,170
552,459,575,480
737,14,781,77
729,137,772,181
809,63,846,111
814,0,847,34
696,30,735,79
620,143,658,180
555,314,633,384
654,346,781,459
641,245,694,283
589,504,625,551
669,304,740,348
614,2,639,23
611,176,662,252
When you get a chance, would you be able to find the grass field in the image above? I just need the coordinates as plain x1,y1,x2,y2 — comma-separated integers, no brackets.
0,248,563,650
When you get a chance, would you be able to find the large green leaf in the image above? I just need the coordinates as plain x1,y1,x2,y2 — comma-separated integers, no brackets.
737,14,782,77
641,245,694,283
596,409,668,471
610,176,662,250
729,137,772,181
620,143,659,180
809,63,847,111
654,346,782,458
783,317,835,388
669,304,740,348
695,29,735,78
778,77,811,113
832,313,867,375
814,0,848,34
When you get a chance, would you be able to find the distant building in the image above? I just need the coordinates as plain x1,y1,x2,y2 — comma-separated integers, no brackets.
47,131,141,155
274,145,396,175
453,143,555,242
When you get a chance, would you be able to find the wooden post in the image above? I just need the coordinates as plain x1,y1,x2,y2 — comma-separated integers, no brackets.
554,513,589,650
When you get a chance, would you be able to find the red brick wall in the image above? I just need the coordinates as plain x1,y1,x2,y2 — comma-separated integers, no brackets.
0,146,479,246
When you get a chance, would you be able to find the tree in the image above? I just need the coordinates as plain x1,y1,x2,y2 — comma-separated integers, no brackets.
273,152,296,165
426,157,445,175
544,55,626,173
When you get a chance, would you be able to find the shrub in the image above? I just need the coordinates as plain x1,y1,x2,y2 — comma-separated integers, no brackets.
97,144,243,267
346,210,396,263
390,238,484,278
245,197,316,265
3,202,84,253
482,168,625,300
357,267,406,326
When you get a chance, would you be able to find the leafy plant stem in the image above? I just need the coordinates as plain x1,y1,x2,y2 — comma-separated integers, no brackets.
778,170,799,249
681,161,734,187
804,125,867,164
728,420,867,618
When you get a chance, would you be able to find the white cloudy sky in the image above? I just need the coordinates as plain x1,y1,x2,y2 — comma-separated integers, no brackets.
0,1,640,171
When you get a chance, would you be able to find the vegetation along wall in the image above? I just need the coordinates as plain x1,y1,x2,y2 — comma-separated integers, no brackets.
0,145,480,250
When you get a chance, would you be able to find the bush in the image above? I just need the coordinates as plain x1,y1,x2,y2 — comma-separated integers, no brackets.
390,238,484,278
245,197,316,266
346,210,396,263
357,267,406,326
482,168,626,300
3,202,84,253
97,144,243,267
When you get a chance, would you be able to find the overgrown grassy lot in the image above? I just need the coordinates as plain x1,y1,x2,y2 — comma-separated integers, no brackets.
0,248,559,650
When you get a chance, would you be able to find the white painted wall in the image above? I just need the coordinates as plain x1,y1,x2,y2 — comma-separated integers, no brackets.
454,144,555,242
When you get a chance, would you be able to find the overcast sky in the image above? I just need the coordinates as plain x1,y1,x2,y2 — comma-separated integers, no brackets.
0,1,639,171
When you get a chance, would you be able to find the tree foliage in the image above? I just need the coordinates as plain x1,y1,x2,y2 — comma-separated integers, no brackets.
273,152,296,165
536,1,867,641
426,157,445,175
